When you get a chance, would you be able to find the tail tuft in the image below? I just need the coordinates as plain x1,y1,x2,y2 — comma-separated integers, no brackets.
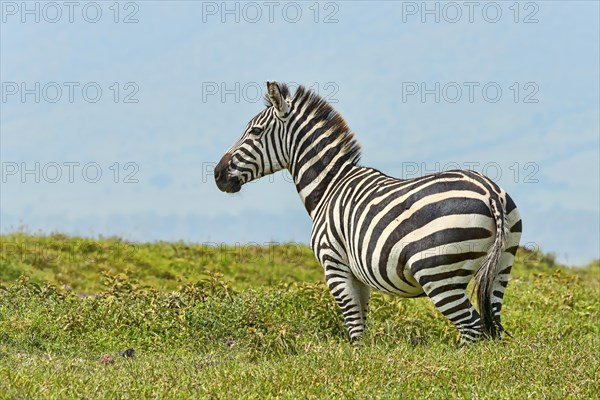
475,193,507,339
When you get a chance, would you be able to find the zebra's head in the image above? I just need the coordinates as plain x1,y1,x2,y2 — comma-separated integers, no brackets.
215,81,291,193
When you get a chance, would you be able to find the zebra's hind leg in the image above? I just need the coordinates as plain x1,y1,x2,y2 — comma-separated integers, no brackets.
324,266,371,343
415,271,484,346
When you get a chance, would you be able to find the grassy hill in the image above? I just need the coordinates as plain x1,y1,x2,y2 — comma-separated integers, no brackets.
0,233,598,398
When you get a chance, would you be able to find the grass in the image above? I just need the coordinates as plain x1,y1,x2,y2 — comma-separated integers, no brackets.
0,233,598,398
0,233,319,292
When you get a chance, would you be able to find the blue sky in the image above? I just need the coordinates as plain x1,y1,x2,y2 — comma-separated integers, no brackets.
1,1,599,265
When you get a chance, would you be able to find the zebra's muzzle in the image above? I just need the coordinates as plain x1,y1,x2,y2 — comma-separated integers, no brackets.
216,175,241,193
215,153,242,193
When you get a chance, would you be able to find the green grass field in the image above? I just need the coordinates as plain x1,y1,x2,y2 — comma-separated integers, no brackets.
1,233,598,399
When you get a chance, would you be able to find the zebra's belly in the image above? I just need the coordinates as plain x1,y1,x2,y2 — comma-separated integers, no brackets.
348,256,425,297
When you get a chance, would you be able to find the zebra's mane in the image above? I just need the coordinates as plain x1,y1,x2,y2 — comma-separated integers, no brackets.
265,84,361,166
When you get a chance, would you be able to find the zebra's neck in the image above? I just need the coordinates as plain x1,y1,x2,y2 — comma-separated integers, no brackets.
284,89,361,218
289,139,357,217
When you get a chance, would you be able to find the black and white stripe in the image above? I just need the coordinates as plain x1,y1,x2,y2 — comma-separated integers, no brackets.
216,81,522,345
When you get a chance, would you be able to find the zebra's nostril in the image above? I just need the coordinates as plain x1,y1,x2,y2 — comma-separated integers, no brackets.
215,153,233,183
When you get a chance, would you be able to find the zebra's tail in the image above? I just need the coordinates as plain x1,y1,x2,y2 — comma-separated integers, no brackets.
474,192,507,339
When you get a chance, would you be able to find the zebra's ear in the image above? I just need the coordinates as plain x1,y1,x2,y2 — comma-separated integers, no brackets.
266,81,289,116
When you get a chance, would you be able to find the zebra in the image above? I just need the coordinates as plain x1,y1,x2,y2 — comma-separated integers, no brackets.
215,81,522,345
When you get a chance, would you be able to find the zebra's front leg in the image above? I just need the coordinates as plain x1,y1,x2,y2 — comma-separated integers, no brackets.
325,268,371,342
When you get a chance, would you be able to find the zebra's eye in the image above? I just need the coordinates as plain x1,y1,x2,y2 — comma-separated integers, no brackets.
250,127,263,135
